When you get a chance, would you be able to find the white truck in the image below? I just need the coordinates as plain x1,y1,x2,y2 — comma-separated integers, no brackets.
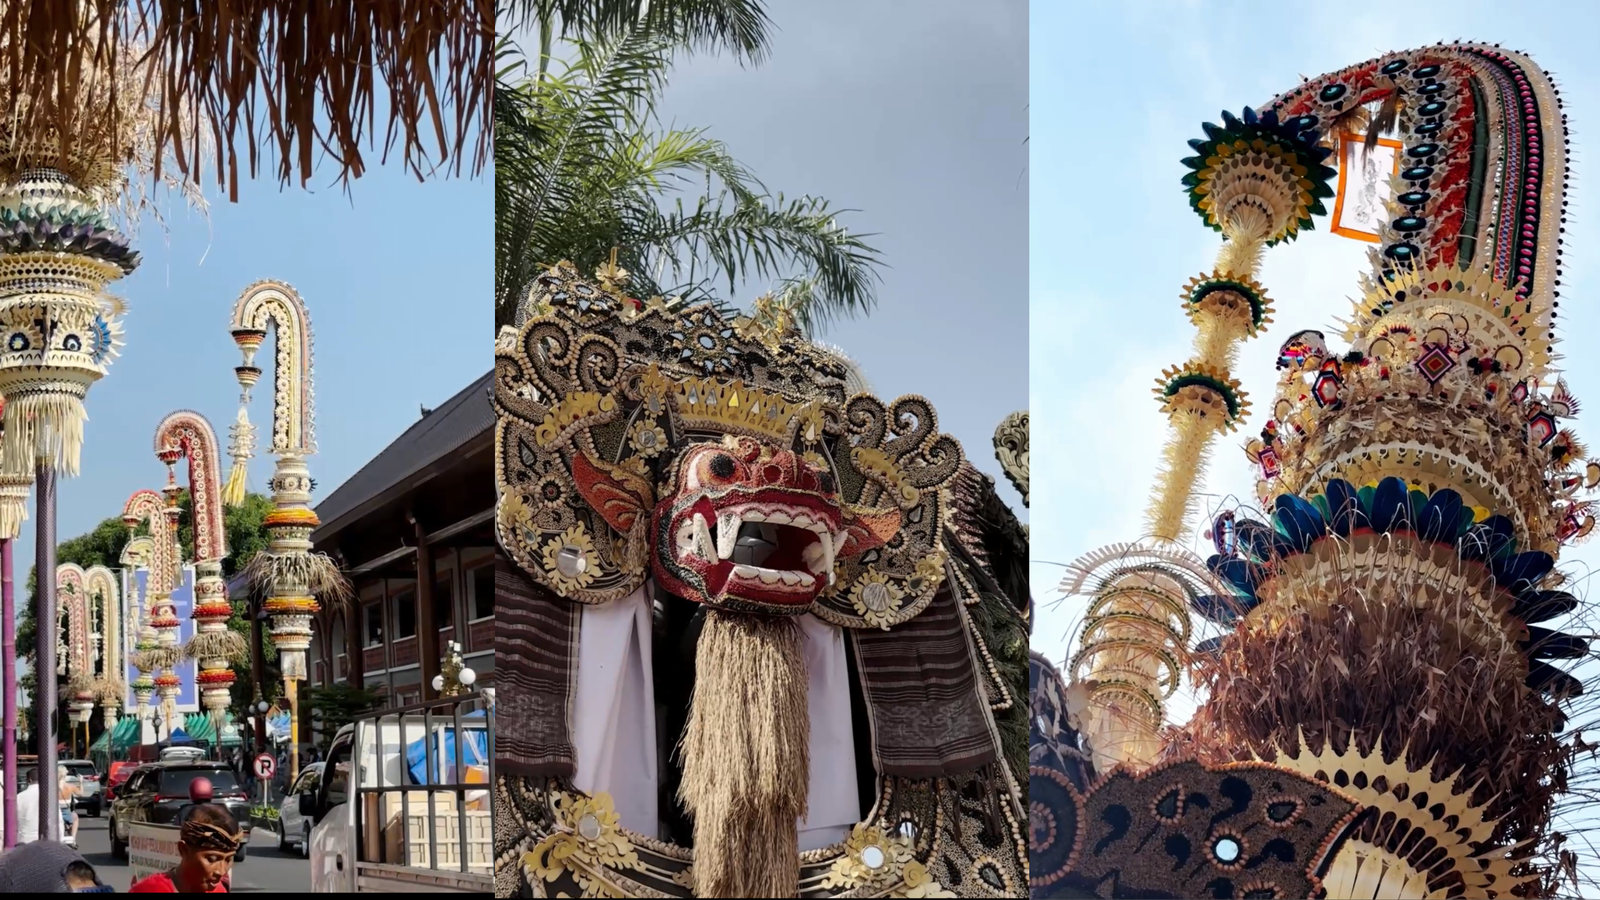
300,691,492,893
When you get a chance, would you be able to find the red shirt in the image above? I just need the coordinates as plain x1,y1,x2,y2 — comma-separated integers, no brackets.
129,872,230,892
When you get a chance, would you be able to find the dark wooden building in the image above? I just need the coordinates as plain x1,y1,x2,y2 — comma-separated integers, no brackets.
305,371,495,706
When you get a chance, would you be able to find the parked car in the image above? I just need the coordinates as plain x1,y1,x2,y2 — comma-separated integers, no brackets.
59,760,102,816
103,760,140,802
109,761,254,860
276,762,322,858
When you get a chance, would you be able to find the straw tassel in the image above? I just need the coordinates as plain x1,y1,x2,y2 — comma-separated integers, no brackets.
678,610,809,898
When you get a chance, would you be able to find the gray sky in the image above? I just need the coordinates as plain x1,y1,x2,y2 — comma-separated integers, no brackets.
649,0,1030,516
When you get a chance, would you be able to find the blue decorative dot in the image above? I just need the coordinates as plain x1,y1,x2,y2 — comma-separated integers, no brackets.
1419,82,1446,95
1397,191,1429,206
1419,101,1448,117
1385,242,1420,261
6,333,27,351
1320,83,1348,102
1393,216,1427,232
1414,64,1441,78
63,334,81,352
1416,121,1443,135
1408,144,1439,158
1381,59,1409,75
1402,165,1434,181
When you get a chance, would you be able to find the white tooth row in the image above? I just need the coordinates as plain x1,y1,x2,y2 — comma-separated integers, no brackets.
731,564,815,588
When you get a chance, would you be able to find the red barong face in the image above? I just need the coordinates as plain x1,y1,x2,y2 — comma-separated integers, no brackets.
646,437,896,614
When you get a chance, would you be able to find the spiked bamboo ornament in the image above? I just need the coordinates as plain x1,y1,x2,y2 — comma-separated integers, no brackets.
155,411,242,727
1063,110,1329,773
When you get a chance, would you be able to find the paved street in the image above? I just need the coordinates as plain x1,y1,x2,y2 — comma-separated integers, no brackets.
71,815,311,892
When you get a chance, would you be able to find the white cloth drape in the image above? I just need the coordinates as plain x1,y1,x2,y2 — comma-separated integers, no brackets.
570,588,861,850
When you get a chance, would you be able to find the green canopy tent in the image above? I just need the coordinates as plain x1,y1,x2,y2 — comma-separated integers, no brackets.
182,713,243,748
90,718,141,768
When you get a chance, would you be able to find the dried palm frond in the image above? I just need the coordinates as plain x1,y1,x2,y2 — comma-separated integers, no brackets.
240,550,353,606
0,0,491,201
0,2,206,231
1184,589,1567,859
93,674,126,704
60,672,94,698
131,646,180,672
1365,88,1404,152
184,629,249,666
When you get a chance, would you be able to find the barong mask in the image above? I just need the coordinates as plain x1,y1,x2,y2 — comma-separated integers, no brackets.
494,262,961,628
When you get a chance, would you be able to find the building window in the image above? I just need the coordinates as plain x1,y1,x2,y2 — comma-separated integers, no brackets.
434,572,455,631
364,603,383,647
394,584,417,638
470,565,493,620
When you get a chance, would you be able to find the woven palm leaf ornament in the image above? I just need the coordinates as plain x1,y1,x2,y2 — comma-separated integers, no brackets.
1036,45,1590,900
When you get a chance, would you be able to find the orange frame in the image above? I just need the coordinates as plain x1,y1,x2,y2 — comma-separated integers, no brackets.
1330,131,1404,242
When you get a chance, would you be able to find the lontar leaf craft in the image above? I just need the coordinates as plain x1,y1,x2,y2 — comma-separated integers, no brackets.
1030,758,1360,899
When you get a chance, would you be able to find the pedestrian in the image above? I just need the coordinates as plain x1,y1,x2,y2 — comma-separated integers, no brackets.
0,840,111,891
128,803,242,893
57,766,80,847
15,769,39,844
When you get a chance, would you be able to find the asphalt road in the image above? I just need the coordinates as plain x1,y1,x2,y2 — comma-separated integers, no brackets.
72,814,312,892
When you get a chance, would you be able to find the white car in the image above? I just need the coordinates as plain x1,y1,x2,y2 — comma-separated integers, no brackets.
277,762,323,858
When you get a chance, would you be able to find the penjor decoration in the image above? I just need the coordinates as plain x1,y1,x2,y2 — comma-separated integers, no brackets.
495,263,1029,899
124,489,181,736
118,534,158,727
1034,44,1589,900
55,564,96,743
155,411,243,724
225,279,347,785
85,565,123,730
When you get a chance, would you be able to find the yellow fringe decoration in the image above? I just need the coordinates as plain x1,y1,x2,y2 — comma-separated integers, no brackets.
1217,207,1269,279
222,459,247,507
0,494,27,541
1145,414,1217,543
1,393,86,477
678,610,809,898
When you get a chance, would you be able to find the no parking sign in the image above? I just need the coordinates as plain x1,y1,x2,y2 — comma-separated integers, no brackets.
253,753,276,780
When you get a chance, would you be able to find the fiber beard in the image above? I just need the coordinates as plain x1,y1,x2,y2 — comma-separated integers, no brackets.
677,609,810,898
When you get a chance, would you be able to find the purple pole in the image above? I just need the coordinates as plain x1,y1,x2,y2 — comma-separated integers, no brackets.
35,462,56,842
2,537,15,848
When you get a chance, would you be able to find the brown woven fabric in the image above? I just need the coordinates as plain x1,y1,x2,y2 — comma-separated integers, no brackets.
494,552,1000,782
853,581,998,777
494,549,580,778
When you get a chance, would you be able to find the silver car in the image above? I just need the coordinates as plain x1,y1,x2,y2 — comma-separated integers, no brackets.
60,760,102,816
276,762,324,858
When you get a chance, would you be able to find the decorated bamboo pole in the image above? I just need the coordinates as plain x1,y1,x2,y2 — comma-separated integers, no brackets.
227,281,347,786
123,491,179,741
1067,110,1336,772
0,402,30,849
155,412,243,732
86,566,123,730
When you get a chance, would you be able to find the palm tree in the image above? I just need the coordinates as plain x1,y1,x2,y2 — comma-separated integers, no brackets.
494,0,882,333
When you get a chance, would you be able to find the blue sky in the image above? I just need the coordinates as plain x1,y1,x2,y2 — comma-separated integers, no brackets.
1031,0,1600,877
649,0,1030,515
13,162,488,605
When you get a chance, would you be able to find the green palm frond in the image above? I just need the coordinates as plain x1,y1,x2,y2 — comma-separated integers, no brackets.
495,24,882,334
504,0,773,65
